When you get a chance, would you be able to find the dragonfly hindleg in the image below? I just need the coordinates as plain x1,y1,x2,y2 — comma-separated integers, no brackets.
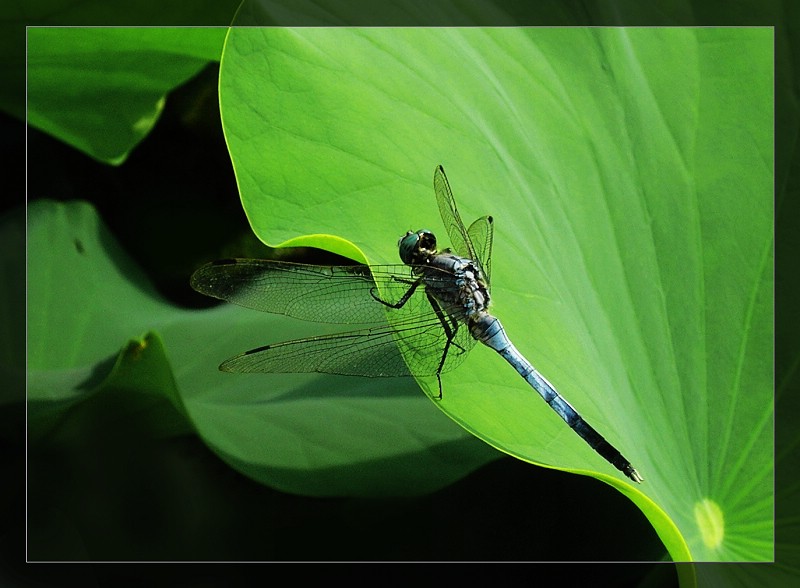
425,291,462,400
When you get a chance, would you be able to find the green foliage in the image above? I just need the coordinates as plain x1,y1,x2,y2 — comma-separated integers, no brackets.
20,199,493,496
26,27,226,163
219,28,773,562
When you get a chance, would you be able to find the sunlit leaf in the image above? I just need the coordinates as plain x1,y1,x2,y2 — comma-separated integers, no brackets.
219,27,773,562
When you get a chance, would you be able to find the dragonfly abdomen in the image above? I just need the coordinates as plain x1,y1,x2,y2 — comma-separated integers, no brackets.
470,313,643,483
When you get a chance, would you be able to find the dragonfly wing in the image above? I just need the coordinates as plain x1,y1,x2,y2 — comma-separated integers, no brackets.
466,215,494,286
221,313,475,377
191,259,417,324
221,324,412,376
434,165,492,281
434,165,475,261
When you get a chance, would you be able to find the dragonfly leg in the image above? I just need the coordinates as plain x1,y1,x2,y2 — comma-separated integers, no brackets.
426,291,461,400
371,276,462,401
370,276,423,309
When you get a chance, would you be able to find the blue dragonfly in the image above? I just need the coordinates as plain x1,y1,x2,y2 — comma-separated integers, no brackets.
191,165,643,483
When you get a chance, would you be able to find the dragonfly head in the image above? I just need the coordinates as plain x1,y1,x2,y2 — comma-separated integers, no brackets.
399,229,436,265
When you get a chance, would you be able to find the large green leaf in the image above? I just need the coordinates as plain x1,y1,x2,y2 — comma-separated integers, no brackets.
218,27,772,562
25,27,227,164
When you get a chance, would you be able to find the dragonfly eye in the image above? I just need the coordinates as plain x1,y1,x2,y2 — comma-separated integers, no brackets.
398,229,435,265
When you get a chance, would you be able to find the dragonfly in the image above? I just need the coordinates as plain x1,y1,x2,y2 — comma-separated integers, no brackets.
191,165,643,483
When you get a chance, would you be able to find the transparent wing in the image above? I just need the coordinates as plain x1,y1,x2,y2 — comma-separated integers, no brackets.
220,308,476,377
193,257,478,377
433,165,493,281
192,259,432,325
434,165,474,260
467,215,494,286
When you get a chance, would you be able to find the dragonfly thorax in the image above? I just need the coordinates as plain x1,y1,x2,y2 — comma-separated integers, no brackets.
399,229,437,265
424,253,491,319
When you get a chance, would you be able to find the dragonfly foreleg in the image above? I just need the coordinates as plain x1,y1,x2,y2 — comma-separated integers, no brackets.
370,276,423,309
